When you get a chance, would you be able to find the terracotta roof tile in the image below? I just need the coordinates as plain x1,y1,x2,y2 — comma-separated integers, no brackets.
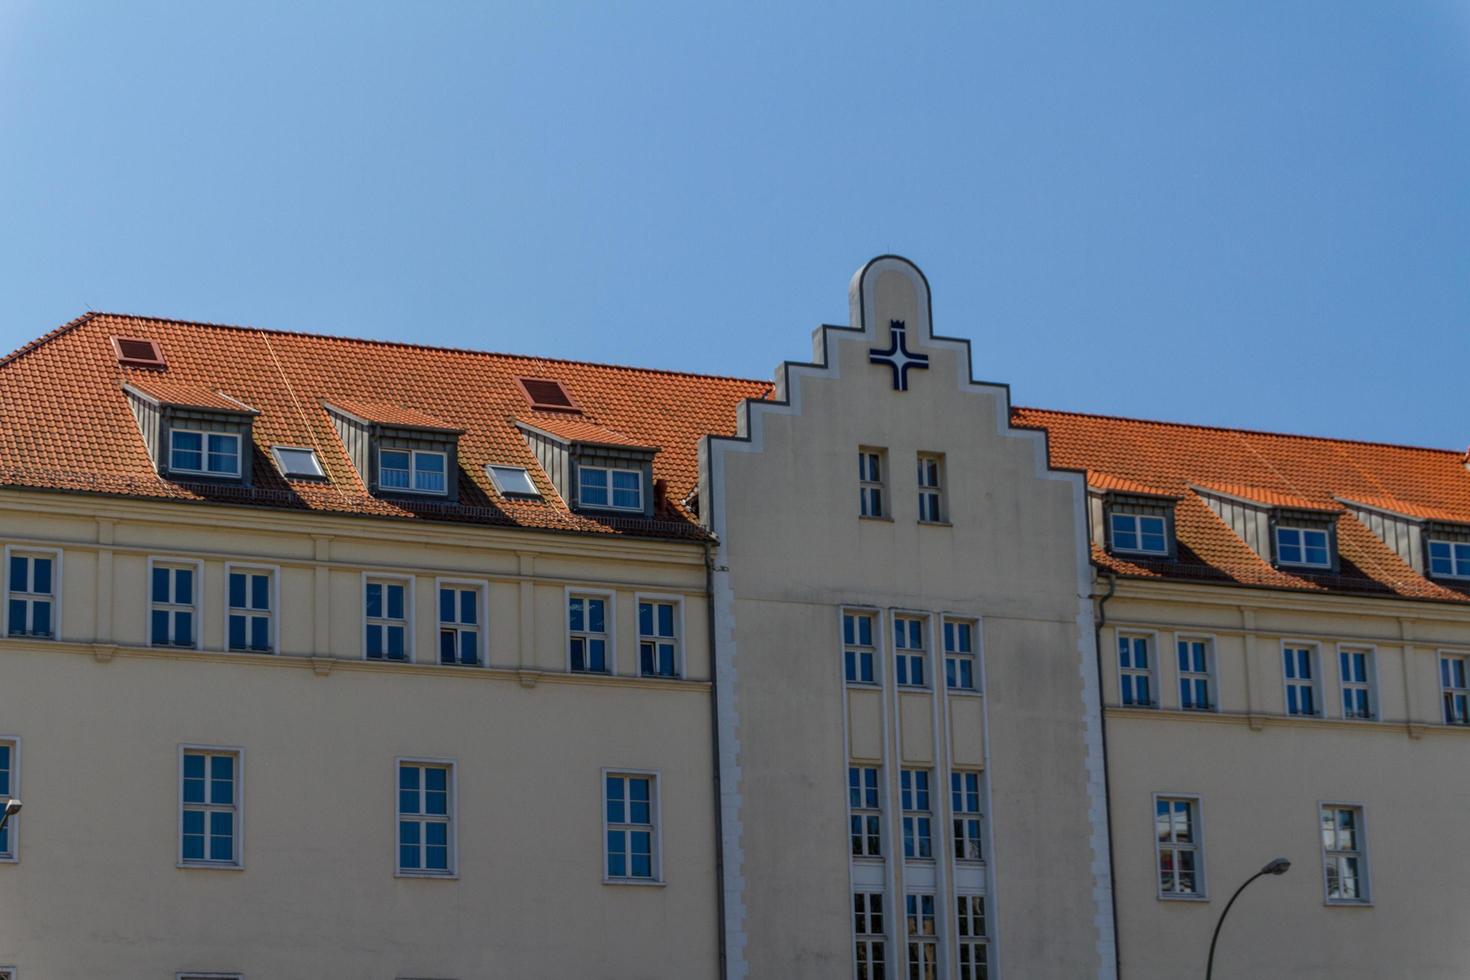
123,379,258,414
325,398,462,432
1087,471,1180,498
516,415,654,450
1191,481,1341,513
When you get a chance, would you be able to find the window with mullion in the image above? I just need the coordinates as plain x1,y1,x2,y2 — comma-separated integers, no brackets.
853,891,887,980
169,430,241,477
568,594,609,673
379,449,447,495
944,619,977,691
227,569,272,653
181,750,238,867
1283,645,1319,717
151,563,197,648
579,465,642,511
365,578,408,661
1276,526,1331,568
849,766,882,858
956,895,989,980
905,894,938,979
844,611,877,685
638,599,679,678
1321,804,1368,903
0,742,14,859
1156,796,1202,897
7,552,55,638
859,449,886,518
1440,655,1470,725
951,770,983,862
1109,512,1168,555
605,773,657,880
1427,540,1470,579
893,616,927,687
438,585,480,666
1177,639,1213,710
1118,634,1154,707
916,454,945,523
900,769,933,860
1339,648,1374,720
397,762,453,875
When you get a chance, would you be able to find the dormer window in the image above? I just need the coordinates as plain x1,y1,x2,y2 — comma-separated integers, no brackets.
1276,526,1331,568
379,449,447,495
516,416,658,518
1428,540,1470,579
123,381,258,486
169,430,241,478
1089,474,1180,561
1110,512,1167,555
579,465,642,511
324,400,463,503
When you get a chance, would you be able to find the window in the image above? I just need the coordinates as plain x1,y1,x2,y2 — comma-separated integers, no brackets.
1339,648,1374,720
844,611,877,685
226,567,273,653
397,761,454,876
905,894,938,980
1276,526,1331,568
894,616,927,687
379,449,447,494
900,769,933,860
438,584,480,666
604,772,657,881
486,464,540,498
169,430,241,478
579,465,642,511
638,599,679,678
951,771,983,862
859,449,886,518
1282,645,1319,717
0,741,15,860
151,562,198,649
956,895,989,980
1110,512,1167,555
180,749,239,867
1155,796,1202,897
853,892,887,980
1177,639,1213,711
1441,654,1470,725
1320,804,1368,903
1428,539,1470,579
917,453,945,523
849,766,882,858
1117,634,1154,707
568,594,609,673
270,445,325,479
365,577,409,661
7,551,56,638
944,619,976,691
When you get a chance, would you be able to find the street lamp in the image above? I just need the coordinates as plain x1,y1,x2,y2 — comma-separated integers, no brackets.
0,798,20,835
1205,857,1290,980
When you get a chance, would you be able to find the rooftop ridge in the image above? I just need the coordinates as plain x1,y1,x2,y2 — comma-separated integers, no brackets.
0,311,99,367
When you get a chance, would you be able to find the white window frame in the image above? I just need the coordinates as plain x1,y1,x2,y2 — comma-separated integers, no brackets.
602,767,663,885
222,562,279,655
1439,651,1470,725
168,429,242,478
0,735,19,863
178,744,244,870
362,572,414,663
1153,792,1207,900
395,756,458,879
893,612,929,688
951,769,984,863
434,577,488,668
900,767,934,861
944,617,979,693
1176,635,1215,711
269,443,325,480
1427,539,1470,579
1337,645,1376,721
1281,641,1322,718
849,764,883,859
3,545,61,641
1116,630,1158,708
378,448,449,496
956,894,989,980
1275,525,1332,568
905,893,940,977
1109,511,1169,555
916,452,946,523
566,587,615,675
842,607,880,686
578,465,644,512
149,557,204,651
486,463,540,498
1318,801,1371,906
858,447,887,519
852,891,887,980
634,593,683,679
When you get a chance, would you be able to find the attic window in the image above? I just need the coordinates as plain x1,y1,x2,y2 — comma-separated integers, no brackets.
270,446,326,480
516,377,579,413
1276,526,1331,568
487,464,540,498
111,336,166,369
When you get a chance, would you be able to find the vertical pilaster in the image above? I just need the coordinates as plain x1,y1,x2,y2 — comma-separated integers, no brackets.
94,519,114,644
312,535,332,656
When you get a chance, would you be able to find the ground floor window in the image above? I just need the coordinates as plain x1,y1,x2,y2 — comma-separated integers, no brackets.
853,891,886,980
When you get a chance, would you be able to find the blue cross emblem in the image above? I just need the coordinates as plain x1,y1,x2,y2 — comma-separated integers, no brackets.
869,320,929,391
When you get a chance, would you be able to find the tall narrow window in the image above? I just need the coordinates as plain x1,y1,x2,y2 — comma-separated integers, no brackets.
916,454,945,523
1275,526,1331,568
1321,804,1368,903
365,578,409,661
7,551,55,638
894,616,927,687
438,584,480,666
181,749,239,867
956,895,989,980
1177,639,1212,710
379,449,447,494
1427,539,1470,579
944,619,976,691
569,594,609,673
1155,796,1202,897
859,449,887,518
227,568,273,653
605,772,657,881
844,611,877,685
853,892,887,980
1118,634,1154,707
1339,648,1374,720
638,599,679,678
951,771,983,862
900,769,933,860
0,741,14,860
1283,645,1318,717
849,765,882,858
1441,654,1469,725
151,562,197,648
905,894,938,980
397,762,453,875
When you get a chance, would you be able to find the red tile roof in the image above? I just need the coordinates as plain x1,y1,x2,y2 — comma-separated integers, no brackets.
0,313,772,540
325,398,462,432
1014,407,1470,602
123,379,258,414
516,415,654,450
1087,471,1180,499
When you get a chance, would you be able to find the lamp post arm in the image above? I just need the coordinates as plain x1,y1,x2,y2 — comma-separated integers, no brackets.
1205,869,1267,980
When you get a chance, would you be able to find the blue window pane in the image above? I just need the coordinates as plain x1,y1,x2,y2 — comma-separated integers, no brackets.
211,754,234,787
568,597,584,632
8,600,24,632
182,833,205,861
400,845,419,869
588,600,605,633
426,822,447,846
440,630,456,664
387,626,405,658
33,557,51,594
400,790,419,814
588,639,605,671
210,814,233,860
386,585,404,620
367,625,383,658
569,637,585,671
426,766,447,792
8,555,26,593
250,574,269,610
366,583,382,618
174,611,192,645
458,631,476,664
250,616,269,651
171,431,203,470
426,844,448,870
658,604,674,636
229,615,247,650
639,602,652,636
607,833,626,877
229,573,246,609
844,615,855,645
183,809,205,835
174,569,193,605
207,434,239,474
32,600,50,636
152,566,169,603
184,754,205,779
632,853,652,878
459,591,476,625
400,765,419,790
400,820,421,846
183,776,205,804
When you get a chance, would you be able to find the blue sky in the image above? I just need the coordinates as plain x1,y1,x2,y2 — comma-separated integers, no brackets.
2,2,1467,448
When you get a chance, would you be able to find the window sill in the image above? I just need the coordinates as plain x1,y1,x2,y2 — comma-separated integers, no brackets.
178,861,244,872
946,687,983,697
603,877,665,887
227,648,276,656
5,632,54,640
847,680,881,689
1325,899,1373,908
364,656,411,664
917,520,953,528
395,870,459,880
858,514,894,523
1157,892,1209,903
896,684,931,692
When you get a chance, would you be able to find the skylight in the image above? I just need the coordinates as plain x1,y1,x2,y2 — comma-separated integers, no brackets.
516,377,579,413
111,336,166,369
270,446,326,480
487,464,540,498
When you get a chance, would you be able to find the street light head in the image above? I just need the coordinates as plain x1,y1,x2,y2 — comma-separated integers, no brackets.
1262,857,1290,876
3,799,20,817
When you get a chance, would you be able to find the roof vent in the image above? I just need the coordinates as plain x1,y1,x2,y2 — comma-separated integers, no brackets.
516,377,579,413
111,336,166,369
